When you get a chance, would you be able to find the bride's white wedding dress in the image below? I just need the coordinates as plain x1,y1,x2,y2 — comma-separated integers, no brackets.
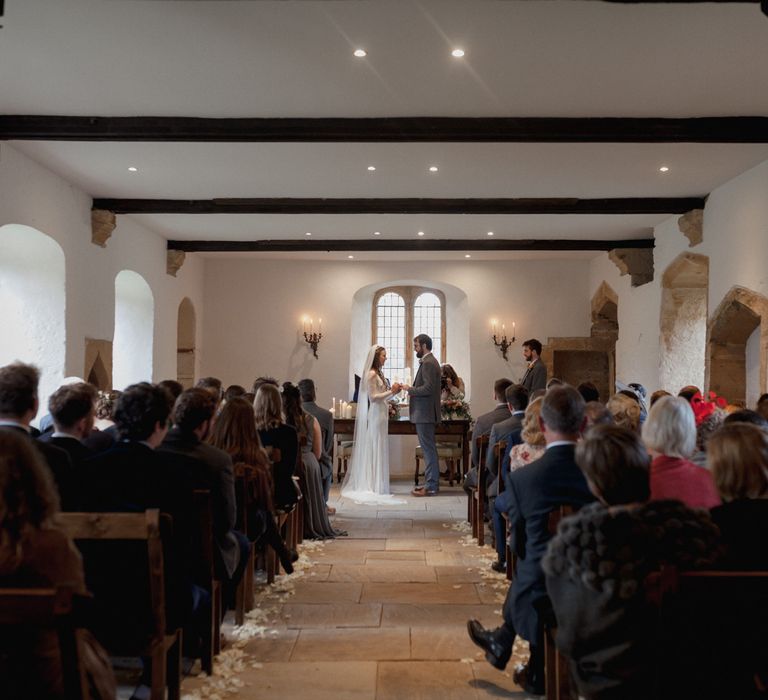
341,348,406,505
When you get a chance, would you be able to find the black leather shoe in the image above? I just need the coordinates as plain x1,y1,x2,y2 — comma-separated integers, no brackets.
466,619,512,670
513,662,545,696
490,560,506,573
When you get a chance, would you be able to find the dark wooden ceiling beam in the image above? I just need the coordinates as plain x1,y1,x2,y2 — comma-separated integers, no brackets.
94,196,704,215
3,116,768,142
166,238,654,253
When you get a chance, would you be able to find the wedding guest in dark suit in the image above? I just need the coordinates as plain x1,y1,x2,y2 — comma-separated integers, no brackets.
0,362,75,510
38,382,97,471
467,386,595,695
519,339,547,394
255,383,299,511
158,379,184,402
485,383,528,499
299,378,335,505
195,376,223,404
708,422,768,570
160,388,250,609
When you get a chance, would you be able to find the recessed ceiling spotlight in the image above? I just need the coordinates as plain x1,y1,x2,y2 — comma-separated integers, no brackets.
128,166,138,172
659,166,670,173
487,231,494,236
305,232,312,236
348,255,355,259
464,254,471,258
452,48,465,58
367,165,376,171
373,231,381,236
353,49,367,58
417,231,425,237
428,165,439,172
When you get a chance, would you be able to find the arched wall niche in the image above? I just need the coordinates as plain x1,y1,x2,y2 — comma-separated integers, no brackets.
113,270,154,390
706,285,768,407
177,297,196,389
542,281,618,402
660,253,709,393
0,223,66,419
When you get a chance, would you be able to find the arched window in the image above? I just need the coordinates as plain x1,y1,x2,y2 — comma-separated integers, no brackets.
373,286,446,384
113,270,154,389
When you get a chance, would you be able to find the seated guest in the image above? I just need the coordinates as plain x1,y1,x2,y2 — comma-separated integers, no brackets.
545,377,563,390
708,423,768,570
252,376,279,395
467,386,595,695
158,379,183,402
543,425,721,700
254,384,299,511
723,408,768,429
38,382,97,472
485,384,529,500
299,378,334,505
464,378,513,493
577,381,600,403
224,384,246,403
440,364,465,399
0,362,75,510
283,383,343,539
757,393,768,422
691,391,727,465
489,396,544,572
0,430,116,700
650,389,672,407
195,377,223,403
607,392,641,432
642,396,721,509
584,400,613,429
160,388,250,610
678,384,701,403
209,397,299,573
84,389,120,453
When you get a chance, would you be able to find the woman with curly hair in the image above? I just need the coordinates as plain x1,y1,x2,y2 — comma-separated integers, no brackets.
508,397,546,472
0,430,115,699
543,424,722,700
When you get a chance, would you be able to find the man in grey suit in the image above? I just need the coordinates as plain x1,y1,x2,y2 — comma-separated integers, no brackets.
485,383,529,500
519,339,547,394
406,334,442,497
299,378,334,504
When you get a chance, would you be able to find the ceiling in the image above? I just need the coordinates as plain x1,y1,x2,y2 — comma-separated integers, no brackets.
2,0,768,259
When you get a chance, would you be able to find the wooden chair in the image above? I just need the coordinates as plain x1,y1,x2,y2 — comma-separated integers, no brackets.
0,586,93,700
494,440,507,496
233,464,260,625
467,435,490,546
57,510,182,700
414,436,463,486
335,432,354,481
191,490,222,673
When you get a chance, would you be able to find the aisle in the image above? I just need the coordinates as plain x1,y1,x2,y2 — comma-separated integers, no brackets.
182,482,532,699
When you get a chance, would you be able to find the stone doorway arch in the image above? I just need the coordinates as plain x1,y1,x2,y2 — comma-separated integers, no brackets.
706,286,768,407
660,253,709,393
177,297,196,389
542,282,618,402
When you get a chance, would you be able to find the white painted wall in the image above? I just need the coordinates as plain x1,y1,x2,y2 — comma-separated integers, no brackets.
0,144,205,414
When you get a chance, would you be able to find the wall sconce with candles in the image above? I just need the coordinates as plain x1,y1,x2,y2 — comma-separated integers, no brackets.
491,319,516,361
302,316,323,358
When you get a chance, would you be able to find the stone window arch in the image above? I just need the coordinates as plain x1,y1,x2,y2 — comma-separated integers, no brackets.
706,286,768,407
113,270,154,389
660,253,709,393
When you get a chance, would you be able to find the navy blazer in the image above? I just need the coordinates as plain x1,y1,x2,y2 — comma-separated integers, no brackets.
504,443,595,642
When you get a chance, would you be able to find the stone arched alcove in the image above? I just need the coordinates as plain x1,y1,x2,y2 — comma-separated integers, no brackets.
113,270,154,389
706,286,768,407
177,297,196,389
542,282,618,402
660,253,709,393
0,223,66,418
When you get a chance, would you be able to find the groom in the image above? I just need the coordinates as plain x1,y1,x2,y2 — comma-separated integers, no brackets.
405,334,442,497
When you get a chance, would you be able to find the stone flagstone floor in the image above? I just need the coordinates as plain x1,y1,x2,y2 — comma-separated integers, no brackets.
180,481,533,700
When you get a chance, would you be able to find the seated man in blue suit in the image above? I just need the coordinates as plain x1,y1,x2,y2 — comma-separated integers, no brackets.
467,386,595,696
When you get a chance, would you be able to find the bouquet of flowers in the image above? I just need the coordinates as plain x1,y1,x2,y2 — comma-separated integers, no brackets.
388,400,402,421
441,397,472,421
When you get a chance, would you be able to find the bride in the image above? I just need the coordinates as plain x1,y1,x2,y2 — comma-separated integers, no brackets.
341,345,406,505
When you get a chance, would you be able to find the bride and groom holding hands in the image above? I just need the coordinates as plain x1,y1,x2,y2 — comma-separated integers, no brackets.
341,334,442,504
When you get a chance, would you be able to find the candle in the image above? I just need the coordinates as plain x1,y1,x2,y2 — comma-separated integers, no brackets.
492,319,497,334
502,323,506,333
345,403,353,419
319,317,322,333
512,321,516,334
310,317,314,333
332,397,336,412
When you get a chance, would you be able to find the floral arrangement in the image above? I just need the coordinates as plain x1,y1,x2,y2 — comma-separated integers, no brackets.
388,400,402,420
690,391,728,426
441,397,472,421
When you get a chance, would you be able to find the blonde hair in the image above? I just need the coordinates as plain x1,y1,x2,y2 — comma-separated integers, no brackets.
707,423,768,501
607,393,642,433
521,397,546,447
642,396,696,459
253,384,283,430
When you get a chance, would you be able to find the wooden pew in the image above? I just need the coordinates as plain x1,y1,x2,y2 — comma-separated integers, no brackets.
0,586,93,700
57,510,182,700
468,435,490,546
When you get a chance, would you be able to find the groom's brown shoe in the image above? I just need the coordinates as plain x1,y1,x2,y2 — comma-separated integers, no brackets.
411,487,437,497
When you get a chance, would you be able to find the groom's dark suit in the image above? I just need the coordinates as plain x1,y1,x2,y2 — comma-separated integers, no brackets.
408,351,441,493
